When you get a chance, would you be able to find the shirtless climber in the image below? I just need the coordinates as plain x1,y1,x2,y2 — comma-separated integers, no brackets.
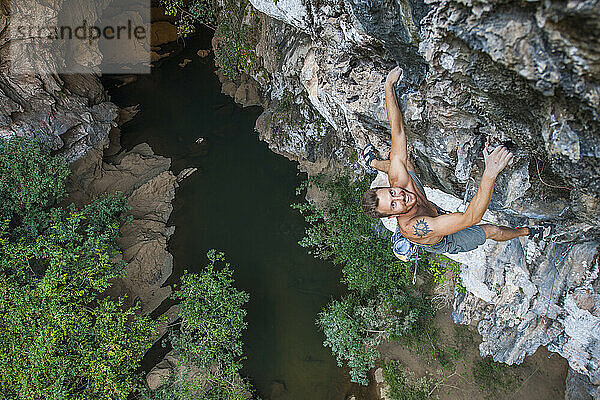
361,67,548,254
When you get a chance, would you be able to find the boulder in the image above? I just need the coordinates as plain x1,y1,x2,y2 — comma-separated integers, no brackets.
67,143,179,315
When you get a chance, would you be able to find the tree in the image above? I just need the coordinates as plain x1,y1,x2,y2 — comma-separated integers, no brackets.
0,137,158,400
293,174,414,294
160,0,259,79
317,289,430,385
142,250,251,400
0,136,69,237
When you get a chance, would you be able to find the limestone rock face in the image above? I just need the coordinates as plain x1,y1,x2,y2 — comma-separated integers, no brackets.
0,2,181,160
214,0,600,395
67,143,178,315
0,1,118,162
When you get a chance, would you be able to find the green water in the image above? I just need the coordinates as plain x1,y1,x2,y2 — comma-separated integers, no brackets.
108,33,370,399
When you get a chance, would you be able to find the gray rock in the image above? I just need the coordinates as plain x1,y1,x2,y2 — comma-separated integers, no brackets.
67,143,178,315
565,368,599,400
0,0,119,161
213,0,600,390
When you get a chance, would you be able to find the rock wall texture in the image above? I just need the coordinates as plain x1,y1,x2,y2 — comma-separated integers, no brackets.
0,0,118,161
67,142,180,315
214,0,600,396
0,1,178,161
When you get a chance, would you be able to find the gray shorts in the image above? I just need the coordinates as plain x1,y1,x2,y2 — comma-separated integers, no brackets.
419,225,487,254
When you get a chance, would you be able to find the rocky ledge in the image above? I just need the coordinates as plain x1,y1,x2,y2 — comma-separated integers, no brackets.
67,142,182,315
212,0,600,397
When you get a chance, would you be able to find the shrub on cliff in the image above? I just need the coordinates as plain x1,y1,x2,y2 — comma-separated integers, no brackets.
0,136,69,237
292,174,414,294
317,289,430,385
160,0,259,79
294,174,431,385
0,137,157,400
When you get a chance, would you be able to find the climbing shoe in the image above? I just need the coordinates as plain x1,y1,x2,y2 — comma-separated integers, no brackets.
362,143,378,174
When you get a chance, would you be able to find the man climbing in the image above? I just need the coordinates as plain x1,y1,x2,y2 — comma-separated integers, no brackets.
361,67,548,254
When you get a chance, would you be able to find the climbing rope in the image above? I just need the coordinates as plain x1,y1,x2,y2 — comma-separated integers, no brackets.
456,177,476,213
534,158,571,190
412,246,420,285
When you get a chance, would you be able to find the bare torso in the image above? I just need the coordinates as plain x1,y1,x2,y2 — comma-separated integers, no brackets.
393,176,443,245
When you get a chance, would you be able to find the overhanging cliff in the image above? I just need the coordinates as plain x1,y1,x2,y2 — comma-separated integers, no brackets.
213,0,600,396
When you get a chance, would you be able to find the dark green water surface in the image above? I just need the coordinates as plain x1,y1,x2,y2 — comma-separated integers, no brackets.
108,34,371,400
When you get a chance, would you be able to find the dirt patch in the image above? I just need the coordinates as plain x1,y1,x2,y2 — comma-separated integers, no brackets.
378,307,568,400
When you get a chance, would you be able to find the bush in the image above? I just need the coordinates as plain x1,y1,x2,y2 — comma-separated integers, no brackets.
292,175,414,294
0,137,157,400
427,253,465,294
161,0,260,79
142,250,251,400
213,11,259,80
318,288,430,385
161,0,217,35
317,296,379,385
0,136,69,237
383,361,435,400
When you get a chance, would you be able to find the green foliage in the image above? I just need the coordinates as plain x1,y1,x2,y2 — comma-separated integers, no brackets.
161,0,260,79
214,7,260,80
295,174,433,385
0,138,157,400
317,289,430,385
173,250,249,371
317,296,379,385
427,254,466,294
472,356,519,396
408,326,458,371
383,361,435,400
161,0,217,35
292,175,413,294
0,136,69,237
143,250,251,400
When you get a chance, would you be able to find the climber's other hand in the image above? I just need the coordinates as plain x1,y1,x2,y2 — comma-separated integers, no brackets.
385,66,403,88
483,145,513,178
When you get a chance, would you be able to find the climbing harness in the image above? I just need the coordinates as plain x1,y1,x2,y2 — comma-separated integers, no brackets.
390,229,420,285
362,143,378,174
391,229,417,262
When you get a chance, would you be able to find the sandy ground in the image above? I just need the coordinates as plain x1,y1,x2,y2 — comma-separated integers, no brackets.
377,306,568,400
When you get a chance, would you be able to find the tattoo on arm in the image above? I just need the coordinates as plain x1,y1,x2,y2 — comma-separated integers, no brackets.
413,219,432,238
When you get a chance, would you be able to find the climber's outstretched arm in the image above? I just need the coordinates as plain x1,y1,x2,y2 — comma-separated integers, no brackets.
385,67,410,187
402,146,513,241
